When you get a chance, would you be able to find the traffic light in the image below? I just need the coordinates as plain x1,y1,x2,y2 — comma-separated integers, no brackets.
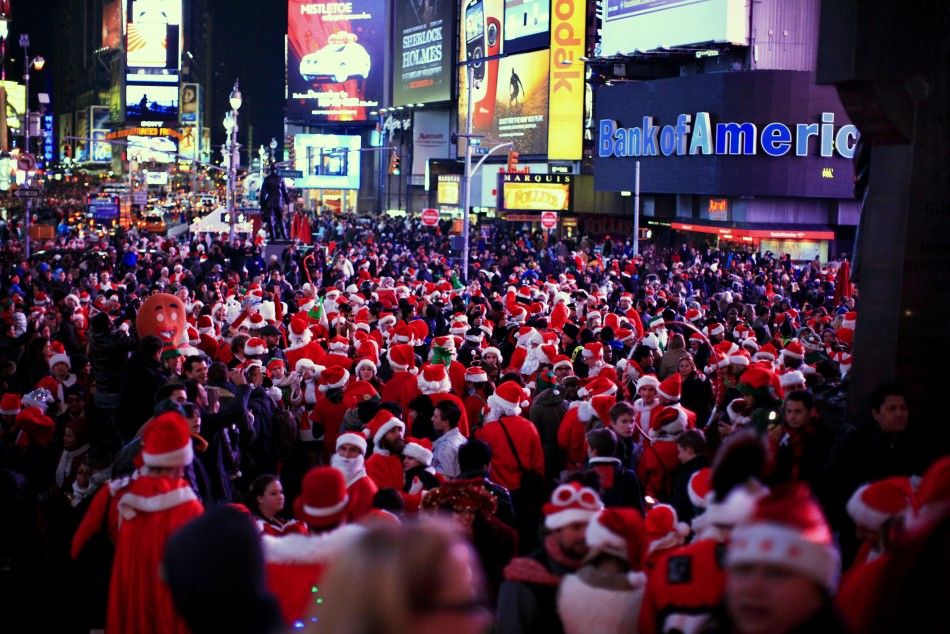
389,150,401,175
506,149,519,172
285,135,295,164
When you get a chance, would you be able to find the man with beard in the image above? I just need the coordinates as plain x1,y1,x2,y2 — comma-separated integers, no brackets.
331,432,377,522
496,482,603,634
364,410,407,490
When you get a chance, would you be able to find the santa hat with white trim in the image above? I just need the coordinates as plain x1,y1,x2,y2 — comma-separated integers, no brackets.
417,363,451,395
585,508,648,573
847,476,913,531
244,337,267,357
645,504,691,554
657,373,682,402
363,410,406,447
388,343,417,374
336,432,368,455
778,370,806,390
403,437,433,466
464,366,488,383
577,375,617,399
296,466,349,529
543,482,603,530
142,412,194,468
0,393,22,416
318,366,350,392
636,374,660,393
487,381,531,416
688,467,712,509
727,484,841,594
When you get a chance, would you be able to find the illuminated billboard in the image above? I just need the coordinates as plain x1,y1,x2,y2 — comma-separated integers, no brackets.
293,134,361,189
393,0,453,106
102,0,123,49
458,47,549,154
128,135,178,163
126,84,179,121
600,0,748,57
127,0,182,70
500,173,572,211
91,106,112,162
0,80,25,131
547,0,585,160
180,83,199,123
504,0,549,54
286,0,386,123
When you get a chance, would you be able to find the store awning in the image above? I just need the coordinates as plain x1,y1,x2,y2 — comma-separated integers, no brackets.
666,220,836,241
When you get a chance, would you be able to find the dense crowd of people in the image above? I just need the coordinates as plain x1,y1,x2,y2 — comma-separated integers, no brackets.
1,209,948,634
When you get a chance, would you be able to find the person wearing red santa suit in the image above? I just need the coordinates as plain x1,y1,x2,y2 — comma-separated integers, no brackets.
843,476,912,569
380,343,421,418
581,341,618,384
36,344,78,415
106,412,204,634
331,432,378,523
292,358,324,411
557,508,649,634
283,317,326,372
306,365,350,459
246,474,309,537
363,409,408,491
558,376,617,472
639,407,688,502
650,372,697,430
416,363,470,437
644,504,691,572
632,374,661,436
639,431,768,634
263,467,365,628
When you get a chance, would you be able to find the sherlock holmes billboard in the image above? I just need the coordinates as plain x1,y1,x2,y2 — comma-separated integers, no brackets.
593,71,859,199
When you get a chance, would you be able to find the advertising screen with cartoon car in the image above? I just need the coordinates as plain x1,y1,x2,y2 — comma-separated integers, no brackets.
458,0,551,155
286,0,386,123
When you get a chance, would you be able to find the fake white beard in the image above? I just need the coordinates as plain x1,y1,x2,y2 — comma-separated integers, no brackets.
330,454,365,485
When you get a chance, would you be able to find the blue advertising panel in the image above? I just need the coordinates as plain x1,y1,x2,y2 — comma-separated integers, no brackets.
593,71,859,199
286,0,386,123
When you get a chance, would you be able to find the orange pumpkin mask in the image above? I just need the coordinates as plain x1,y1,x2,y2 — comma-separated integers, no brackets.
136,293,187,344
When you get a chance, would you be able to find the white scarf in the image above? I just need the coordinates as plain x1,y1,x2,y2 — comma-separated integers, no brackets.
55,443,90,489
330,454,367,487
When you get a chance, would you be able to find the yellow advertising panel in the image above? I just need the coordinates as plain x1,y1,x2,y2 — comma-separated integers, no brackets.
437,175,460,205
547,0,585,160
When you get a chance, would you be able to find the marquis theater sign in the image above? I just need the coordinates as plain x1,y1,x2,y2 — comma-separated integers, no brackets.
500,173,573,212
593,71,860,199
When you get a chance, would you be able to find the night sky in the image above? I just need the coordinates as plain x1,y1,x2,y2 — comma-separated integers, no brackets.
6,0,287,160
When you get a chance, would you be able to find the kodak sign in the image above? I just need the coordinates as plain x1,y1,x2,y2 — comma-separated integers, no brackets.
547,0,585,161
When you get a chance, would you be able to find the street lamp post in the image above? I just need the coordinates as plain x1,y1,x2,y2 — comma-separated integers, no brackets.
269,138,277,169
225,79,242,244
19,34,44,260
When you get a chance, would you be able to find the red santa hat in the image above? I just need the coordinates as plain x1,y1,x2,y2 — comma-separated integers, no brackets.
727,484,840,593
487,381,531,416
727,349,751,368
481,347,502,362
781,340,805,361
688,468,713,509
778,370,806,389
343,382,379,409
319,366,350,392
651,406,688,434
296,467,349,529
846,477,913,531
417,363,451,395
388,343,417,374
403,437,433,466
685,308,703,323
704,322,725,338
244,337,267,357
590,395,617,426
645,504,690,554
328,336,349,354
0,393,22,416
288,317,312,344
585,508,648,572
837,311,857,347
577,375,617,399
197,315,215,335
657,373,682,402
543,482,604,530
336,432,367,455
141,412,194,468
754,342,778,362
551,355,573,372
464,366,488,383
906,456,950,532
247,313,265,331
581,341,604,361
363,410,406,447
354,357,378,377
294,358,323,375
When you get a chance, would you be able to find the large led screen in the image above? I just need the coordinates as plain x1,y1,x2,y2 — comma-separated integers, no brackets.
600,0,747,57
286,0,386,123
126,84,179,121
293,134,361,189
458,48,550,154
393,0,453,106
126,0,182,70
127,135,178,163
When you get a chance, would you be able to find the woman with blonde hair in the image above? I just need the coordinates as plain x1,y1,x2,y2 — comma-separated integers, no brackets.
306,521,492,634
